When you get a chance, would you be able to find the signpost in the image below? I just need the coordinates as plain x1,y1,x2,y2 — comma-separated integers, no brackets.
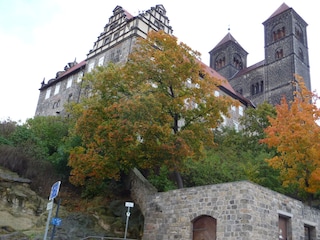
124,202,134,239
43,181,61,240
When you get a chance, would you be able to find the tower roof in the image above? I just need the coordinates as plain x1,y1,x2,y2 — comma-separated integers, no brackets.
214,32,238,49
267,3,291,19
210,32,247,54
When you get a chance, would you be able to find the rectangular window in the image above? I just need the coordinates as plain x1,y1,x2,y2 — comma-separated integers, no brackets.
304,221,317,240
54,83,60,95
67,77,73,88
231,105,236,112
98,56,105,66
88,62,95,72
45,88,51,99
214,90,220,97
234,121,239,131
77,72,83,83
239,106,244,116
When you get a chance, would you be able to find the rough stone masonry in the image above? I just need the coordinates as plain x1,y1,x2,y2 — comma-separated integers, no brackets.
130,168,320,239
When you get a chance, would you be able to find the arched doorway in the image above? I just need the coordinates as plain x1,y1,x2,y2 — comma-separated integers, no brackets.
192,215,216,240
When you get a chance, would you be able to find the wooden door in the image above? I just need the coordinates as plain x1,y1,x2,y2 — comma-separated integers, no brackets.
193,216,216,240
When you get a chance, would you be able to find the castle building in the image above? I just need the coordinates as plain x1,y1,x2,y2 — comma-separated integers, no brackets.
34,4,251,130
209,3,311,106
35,3,310,125
35,5,173,117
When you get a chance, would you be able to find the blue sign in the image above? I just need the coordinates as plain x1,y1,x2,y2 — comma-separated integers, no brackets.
49,181,61,200
51,217,62,226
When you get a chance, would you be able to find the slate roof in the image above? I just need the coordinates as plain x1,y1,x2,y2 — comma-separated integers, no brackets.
267,3,291,19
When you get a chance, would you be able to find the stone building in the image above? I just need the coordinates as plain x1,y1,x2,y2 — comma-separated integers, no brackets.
209,3,311,106
34,4,252,129
130,168,320,240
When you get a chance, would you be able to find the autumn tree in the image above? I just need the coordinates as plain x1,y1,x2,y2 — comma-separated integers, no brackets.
68,30,234,189
261,75,320,199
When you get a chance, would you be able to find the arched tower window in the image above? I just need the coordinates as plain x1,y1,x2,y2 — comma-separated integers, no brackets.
275,48,284,59
295,25,304,43
273,25,286,42
215,54,225,70
298,48,304,61
233,54,243,70
192,215,217,240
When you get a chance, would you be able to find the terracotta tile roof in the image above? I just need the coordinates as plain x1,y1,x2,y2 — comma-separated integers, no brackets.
57,60,86,80
267,3,291,19
199,60,254,107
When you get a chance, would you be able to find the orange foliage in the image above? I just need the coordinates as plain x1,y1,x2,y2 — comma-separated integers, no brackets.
261,75,320,194
68,30,235,187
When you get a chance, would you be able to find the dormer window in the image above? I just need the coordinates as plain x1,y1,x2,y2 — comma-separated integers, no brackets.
104,37,110,45
114,32,119,39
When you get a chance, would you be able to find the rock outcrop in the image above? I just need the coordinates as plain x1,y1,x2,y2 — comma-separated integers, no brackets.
0,167,143,239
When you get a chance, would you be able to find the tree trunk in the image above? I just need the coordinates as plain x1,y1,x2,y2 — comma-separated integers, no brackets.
174,170,184,189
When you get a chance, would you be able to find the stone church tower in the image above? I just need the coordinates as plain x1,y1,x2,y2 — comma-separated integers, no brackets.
209,3,311,106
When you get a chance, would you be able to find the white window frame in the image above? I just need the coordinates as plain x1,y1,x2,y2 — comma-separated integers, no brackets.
67,77,73,88
77,72,83,82
98,56,105,66
88,62,95,72
239,105,244,116
54,83,60,95
45,88,51,99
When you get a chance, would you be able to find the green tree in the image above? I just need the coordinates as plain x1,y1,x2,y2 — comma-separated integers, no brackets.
184,102,281,191
261,75,320,200
68,30,235,189
10,116,71,176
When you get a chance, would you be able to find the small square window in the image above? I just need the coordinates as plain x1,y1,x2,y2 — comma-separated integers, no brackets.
114,32,119,39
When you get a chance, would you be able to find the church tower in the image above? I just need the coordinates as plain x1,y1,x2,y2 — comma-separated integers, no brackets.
263,3,310,104
209,32,248,80
208,3,311,106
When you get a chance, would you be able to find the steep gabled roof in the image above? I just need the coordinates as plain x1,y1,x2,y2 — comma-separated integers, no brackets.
210,32,247,54
267,3,291,19
200,61,254,107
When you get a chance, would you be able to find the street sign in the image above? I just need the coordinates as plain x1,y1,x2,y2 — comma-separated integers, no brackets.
51,217,62,226
46,201,53,210
49,181,61,200
125,202,134,208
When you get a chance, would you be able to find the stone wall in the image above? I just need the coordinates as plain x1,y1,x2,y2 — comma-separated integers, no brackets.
130,170,320,239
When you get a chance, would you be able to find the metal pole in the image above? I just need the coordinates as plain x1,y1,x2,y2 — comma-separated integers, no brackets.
124,207,130,239
43,200,54,240
50,198,61,240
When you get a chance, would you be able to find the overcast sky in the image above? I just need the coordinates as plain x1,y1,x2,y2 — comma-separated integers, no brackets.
0,0,318,122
